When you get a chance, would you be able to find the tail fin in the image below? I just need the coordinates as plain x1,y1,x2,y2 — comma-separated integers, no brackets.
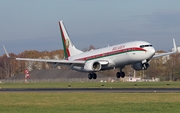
59,21,83,59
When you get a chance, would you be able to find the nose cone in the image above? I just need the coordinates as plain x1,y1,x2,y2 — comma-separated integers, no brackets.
149,47,156,57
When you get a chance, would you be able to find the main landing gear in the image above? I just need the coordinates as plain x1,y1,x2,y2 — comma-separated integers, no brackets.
116,68,125,78
88,73,97,79
116,72,125,78
88,68,125,79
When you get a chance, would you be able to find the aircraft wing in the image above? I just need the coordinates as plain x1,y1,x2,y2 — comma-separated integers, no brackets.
3,45,111,66
16,58,85,64
153,38,177,58
3,45,85,65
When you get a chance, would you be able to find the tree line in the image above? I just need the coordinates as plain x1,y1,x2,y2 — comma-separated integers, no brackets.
0,50,64,79
0,48,180,80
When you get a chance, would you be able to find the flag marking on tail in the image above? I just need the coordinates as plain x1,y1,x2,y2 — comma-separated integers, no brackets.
59,21,70,59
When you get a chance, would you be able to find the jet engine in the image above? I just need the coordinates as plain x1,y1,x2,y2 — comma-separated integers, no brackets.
84,61,101,71
132,62,150,71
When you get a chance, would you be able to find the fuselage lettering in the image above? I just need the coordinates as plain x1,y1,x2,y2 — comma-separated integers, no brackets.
112,45,125,51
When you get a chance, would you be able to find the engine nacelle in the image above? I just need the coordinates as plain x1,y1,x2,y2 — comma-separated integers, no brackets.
132,62,150,71
84,61,101,72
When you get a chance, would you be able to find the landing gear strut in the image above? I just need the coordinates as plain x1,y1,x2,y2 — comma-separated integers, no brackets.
116,68,125,78
88,73,97,79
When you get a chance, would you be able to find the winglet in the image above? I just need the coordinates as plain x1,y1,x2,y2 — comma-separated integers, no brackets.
3,45,16,59
173,38,177,52
153,38,177,58
3,45,11,58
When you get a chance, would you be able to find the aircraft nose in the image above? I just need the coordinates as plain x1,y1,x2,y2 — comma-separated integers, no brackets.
149,47,155,56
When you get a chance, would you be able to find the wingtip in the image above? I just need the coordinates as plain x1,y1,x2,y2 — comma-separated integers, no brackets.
173,38,177,52
3,45,10,58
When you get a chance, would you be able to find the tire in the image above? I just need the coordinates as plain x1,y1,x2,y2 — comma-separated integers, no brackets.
92,73,97,79
88,74,93,79
121,72,125,78
116,72,120,78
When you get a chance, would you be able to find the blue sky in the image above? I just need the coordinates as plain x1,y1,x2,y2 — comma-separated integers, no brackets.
0,0,180,56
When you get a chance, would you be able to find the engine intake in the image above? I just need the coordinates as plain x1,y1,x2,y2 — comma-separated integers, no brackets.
84,61,101,71
132,62,150,71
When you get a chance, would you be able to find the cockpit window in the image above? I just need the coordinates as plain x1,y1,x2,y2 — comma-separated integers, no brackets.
140,45,152,48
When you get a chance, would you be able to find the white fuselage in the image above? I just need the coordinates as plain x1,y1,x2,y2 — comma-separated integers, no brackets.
68,41,155,72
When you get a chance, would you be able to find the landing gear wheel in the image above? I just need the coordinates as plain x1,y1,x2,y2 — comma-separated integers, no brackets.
92,73,97,79
121,72,125,78
116,72,120,78
88,73,97,79
116,72,125,78
88,73,93,79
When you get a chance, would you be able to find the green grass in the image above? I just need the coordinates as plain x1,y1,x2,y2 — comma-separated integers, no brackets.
0,82,180,113
0,82,180,88
0,92,180,113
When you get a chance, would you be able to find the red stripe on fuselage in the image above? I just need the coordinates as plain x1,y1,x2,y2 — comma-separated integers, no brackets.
75,47,146,61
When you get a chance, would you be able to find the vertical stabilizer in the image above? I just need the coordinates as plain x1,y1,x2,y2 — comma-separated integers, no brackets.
59,21,83,59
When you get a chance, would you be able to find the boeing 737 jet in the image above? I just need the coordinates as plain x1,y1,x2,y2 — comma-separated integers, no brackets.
3,21,177,79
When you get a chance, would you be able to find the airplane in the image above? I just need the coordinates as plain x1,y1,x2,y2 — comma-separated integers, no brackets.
3,21,177,79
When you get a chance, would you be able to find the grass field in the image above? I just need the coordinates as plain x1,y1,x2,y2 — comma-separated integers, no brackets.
0,81,180,88
0,82,180,113
0,92,180,113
